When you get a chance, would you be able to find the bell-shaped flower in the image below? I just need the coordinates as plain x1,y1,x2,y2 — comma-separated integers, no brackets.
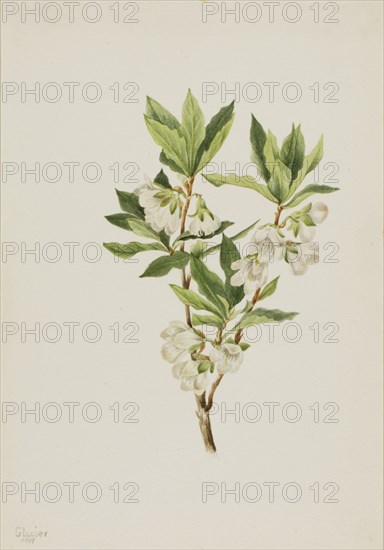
172,360,209,396
286,242,318,276
230,256,268,295
309,202,328,224
209,343,243,374
160,321,202,363
188,197,221,237
135,177,182,236
298,224,316,243
251,225,286,263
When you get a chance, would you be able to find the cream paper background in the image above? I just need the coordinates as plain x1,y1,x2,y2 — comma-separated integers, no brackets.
1,1,383,548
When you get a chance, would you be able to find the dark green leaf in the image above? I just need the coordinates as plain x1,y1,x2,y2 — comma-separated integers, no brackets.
146,96,180,129
115,189,144,219
280,124,305,183
159,230,170,249
159,150,186,175
105,213,135,231
250,115,269,182
220,234,244,307
286,135,324,198
154,169,172,189
140,251,189,278
193,101,235,173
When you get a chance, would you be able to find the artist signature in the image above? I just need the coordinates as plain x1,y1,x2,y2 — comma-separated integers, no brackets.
15,527,48,545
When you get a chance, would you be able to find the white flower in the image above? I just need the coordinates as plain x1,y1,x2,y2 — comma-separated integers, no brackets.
189,212,221,236
188,196,221,237
309,202,328,224
210,344,243,375
298,224,316,243
287,243,318,276
251,226,286,262
135,178,181,236
230,257,268,295
172,360,209,396
160,321,201,363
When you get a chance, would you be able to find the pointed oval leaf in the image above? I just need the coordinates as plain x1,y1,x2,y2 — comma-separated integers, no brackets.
284,184,339,208
181,89,206,174
140,252,189,278
169,285,223,318
103,241,167,259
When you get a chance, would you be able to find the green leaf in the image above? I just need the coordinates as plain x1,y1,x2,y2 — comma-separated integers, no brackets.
154,169,172,189
230,220,260,241
236,308,299,329
267,160,291,203
202,173,278,203
173,220,234,246
189,255,228,316
280,124,305,183
105,213,136,231
263,130,280,174
220,234,244,307
192,313,223,329
159,150,185,175
304,135,324,175
201,220,260,257
190,240,208,258
169,285,223,317
115,189,144,219
250,115,269,182
128,219,164,241
193,101,235,174
146,96,180,130
103,241,166,259
287,135,324,198
144,116,189,176
284,184,339,208
181,89,205,175
140,251,189,278
259,276,279,300
159,231,170,249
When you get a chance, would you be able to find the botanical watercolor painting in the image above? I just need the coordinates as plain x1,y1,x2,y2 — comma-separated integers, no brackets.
104,90,339,453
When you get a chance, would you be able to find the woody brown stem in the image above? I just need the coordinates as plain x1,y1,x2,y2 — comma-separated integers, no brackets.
234,287,261,344
274,205,283,226
180,177,194,326
176,177,217,452
205,374,224,413
195,395,216,453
